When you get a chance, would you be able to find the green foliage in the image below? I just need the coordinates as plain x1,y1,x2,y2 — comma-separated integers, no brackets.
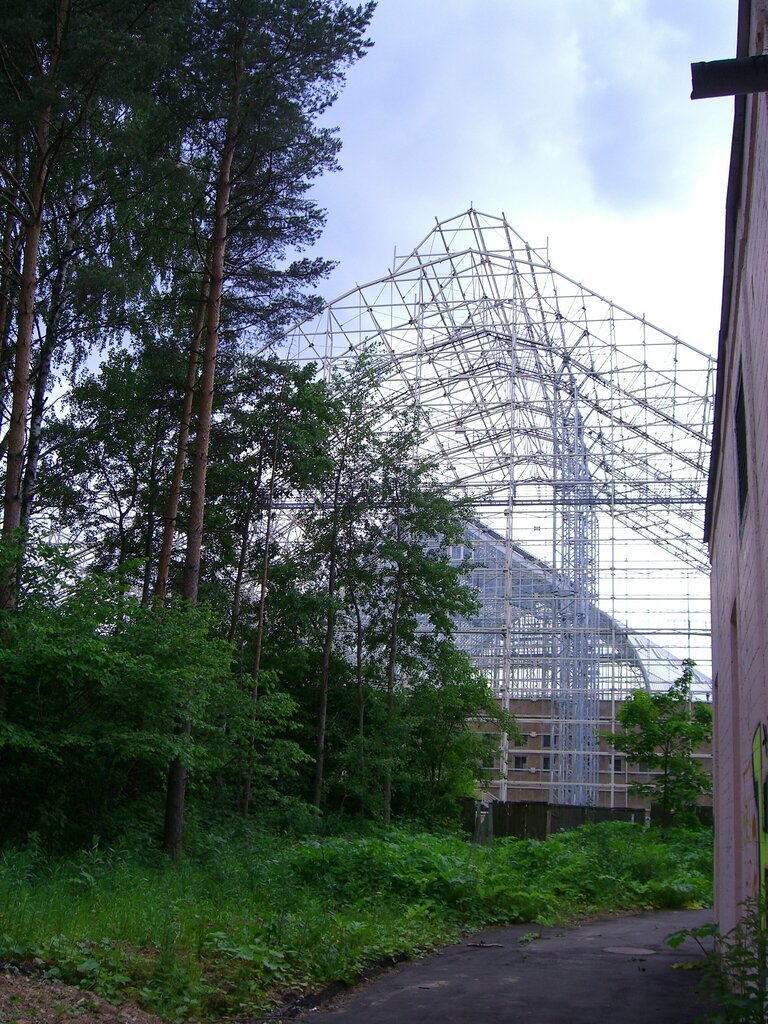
38,348,183,584
394,640,514,819
600,659,712,826
667,899,768,1023
0,822,711,1020
0,0,510,856
0,546,304,845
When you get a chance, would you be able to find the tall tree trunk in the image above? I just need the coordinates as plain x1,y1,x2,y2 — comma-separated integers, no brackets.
20,241,71,531
227,488,257,642
350,585,366,819
313,566,337,810
162,746,189,856
153,268,210,604
2,145,48,580
0,0,70,609
241,424,281,815
250,418,282,686
0,134,23,415
180,139,238,604
382,566,403,826
140,410,165,606
163,31,244,861
312,457,345,809
19,333,55,532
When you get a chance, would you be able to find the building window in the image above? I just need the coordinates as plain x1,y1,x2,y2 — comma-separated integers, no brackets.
513,755,527,770
735,371,749,523
542,734,552,748
613,757,623,772
542,756,551,771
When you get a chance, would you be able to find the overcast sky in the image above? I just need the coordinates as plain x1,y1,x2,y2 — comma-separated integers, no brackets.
307,0,736,356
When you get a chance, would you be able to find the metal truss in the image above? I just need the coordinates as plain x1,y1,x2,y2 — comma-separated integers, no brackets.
283,208,715,806
552,379,600,804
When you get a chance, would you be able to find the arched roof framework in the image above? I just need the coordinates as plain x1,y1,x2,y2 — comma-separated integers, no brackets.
284,209,714,803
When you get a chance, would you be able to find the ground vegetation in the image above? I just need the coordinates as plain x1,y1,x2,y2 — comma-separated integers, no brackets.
0,821,712,1022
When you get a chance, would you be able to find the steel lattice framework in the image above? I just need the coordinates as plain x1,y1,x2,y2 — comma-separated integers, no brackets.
283,209,715,806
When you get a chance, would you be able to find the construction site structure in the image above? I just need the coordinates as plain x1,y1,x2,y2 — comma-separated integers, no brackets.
283,209,715,806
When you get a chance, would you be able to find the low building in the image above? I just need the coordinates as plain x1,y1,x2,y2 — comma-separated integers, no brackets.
474,696,712,812
705,0,768,936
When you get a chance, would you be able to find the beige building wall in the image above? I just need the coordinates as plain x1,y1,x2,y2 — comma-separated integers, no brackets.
707,0,768,937
475,696,712,811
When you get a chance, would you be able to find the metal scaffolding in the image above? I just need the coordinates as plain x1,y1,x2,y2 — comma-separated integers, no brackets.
283,209,715,805
552,379,600,804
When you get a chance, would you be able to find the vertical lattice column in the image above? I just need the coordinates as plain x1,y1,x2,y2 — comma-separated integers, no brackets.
552,379,600,805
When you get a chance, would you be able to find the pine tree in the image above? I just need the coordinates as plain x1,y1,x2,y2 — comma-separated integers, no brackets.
0,0,194,600
158,0,374,857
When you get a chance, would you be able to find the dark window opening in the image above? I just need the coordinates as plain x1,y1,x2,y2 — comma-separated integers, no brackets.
513,755,528,770
542,734,552,748
542,756,551,771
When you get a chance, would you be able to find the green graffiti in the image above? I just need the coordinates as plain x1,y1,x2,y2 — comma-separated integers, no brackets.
752,724,768,899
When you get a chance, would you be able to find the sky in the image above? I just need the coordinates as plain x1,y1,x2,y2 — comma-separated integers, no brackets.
306,0,737,357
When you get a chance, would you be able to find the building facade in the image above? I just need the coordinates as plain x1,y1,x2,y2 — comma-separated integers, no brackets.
475,696,712,811
706,0,768,936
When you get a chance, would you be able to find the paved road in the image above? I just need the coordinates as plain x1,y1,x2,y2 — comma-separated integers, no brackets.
294,909,717,1023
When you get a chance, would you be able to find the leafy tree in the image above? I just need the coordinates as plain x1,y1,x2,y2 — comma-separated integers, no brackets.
0,550,234,845
301,357,380,809
600,659,712,826
157,0,374,610
0,0,192,603
365,416,478,823
297,375,489,819
0,540,312,845
36,347,182,596
397,639,512,821
156,0,374,857
202,357,336,641
203,356,337,812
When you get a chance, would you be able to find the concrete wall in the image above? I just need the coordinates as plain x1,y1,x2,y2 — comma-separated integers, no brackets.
708,0,768,937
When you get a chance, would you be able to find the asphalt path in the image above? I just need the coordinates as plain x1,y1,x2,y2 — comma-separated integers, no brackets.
294,908,717,1023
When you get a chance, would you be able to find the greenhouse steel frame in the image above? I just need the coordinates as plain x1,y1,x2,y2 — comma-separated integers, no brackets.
283,209,715,806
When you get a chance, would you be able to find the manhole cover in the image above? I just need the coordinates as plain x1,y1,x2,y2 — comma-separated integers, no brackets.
603,946,657,955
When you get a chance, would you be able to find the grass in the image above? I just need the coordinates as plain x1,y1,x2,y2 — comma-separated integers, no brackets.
0,820,713,1021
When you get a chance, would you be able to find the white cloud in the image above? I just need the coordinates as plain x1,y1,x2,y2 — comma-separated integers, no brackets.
307,0,735,354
